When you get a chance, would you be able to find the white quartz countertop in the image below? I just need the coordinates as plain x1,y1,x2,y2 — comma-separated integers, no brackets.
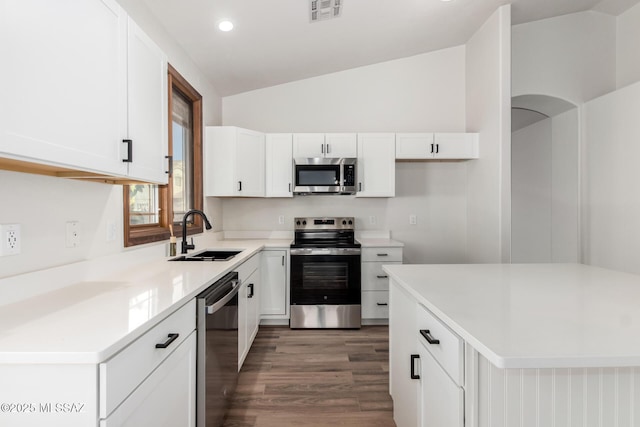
0,239,291,364
358,238,404,248
383,263,640,369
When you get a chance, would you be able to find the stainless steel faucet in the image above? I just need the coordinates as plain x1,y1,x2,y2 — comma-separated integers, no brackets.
181,209,213,254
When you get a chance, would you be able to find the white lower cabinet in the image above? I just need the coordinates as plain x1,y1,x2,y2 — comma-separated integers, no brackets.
361,246,402,322
100,333,196,427
260,249,289,319
237,253,261,370
417,340,464,427
390,281,463,427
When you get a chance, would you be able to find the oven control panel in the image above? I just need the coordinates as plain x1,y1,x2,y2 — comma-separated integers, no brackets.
294,217,355,230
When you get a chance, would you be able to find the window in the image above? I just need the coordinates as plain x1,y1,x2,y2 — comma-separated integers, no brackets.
123,64,203,247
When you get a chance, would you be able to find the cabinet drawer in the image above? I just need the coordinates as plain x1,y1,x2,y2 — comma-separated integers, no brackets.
99,300,196,418
362,262,400,290
416,304,463,386
362,290,389,319
361,247,403,262
237,253,260,283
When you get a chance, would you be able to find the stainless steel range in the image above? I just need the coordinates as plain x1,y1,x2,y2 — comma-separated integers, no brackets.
290,217,361,329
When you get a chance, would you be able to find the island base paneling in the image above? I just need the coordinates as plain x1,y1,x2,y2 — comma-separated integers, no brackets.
467,351,640,427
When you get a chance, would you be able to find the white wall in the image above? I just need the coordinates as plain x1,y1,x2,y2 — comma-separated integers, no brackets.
220,47,469,264
223,47,466,133
617,2,640,88
582,81,640,275
511,109,579,263
512,11,616,105
512,119,552,262
465,5,511,263
0,1,222,278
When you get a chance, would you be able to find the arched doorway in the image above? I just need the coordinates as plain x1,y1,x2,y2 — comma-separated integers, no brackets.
511,94,579,263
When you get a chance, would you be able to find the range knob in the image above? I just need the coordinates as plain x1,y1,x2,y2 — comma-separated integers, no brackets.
342,220,347,225
302,220,307,225
296,220,301,226
348,220,353,225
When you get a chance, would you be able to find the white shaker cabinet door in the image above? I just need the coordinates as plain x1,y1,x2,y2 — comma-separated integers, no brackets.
260,250,288,316
0,0,128,176
125,17,168,184
292,133,325,158
265,134,293,197
100,333,196,427
324,133,357,157
433,133,479,159
236,128,265,196
418,341,464,427
356,133,395,197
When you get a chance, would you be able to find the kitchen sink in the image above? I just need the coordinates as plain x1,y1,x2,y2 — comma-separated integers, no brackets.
169,249,242,262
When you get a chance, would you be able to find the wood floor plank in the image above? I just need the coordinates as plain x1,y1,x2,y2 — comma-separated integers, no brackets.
223,325,395,427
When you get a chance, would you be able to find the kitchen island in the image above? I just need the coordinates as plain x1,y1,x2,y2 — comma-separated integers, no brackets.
384,263,640,427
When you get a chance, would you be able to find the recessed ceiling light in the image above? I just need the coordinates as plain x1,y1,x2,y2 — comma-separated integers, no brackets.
218,20,234,32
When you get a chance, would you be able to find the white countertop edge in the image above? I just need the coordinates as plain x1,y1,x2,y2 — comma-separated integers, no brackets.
383,264,640,370
0,243,268,364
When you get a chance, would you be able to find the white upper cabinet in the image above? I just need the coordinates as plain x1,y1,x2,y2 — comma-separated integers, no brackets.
205,126,265,197
124,18,168,184
0,0,168,183
396,133,478,160
356,133,395,197
0,0,128,176
324,133,357,157
395,133,434,159
433,133,479,159
293,133,357,158
265,134,293,197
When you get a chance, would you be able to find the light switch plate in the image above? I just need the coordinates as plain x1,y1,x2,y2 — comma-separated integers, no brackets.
66,221,80,248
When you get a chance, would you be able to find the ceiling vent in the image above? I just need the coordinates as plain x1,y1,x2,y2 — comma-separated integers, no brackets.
310,0,342,22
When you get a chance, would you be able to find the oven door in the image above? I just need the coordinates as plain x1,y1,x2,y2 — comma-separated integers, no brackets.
290,248,361,305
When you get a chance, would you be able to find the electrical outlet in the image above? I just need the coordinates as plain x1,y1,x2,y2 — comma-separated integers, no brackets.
369,215,377,225
278,215,285,225
409,214,417,225
106,221,117,242
66,221,80,248
0,224,21,256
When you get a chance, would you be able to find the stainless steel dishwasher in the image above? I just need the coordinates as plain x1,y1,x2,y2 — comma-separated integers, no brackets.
196,271,240,427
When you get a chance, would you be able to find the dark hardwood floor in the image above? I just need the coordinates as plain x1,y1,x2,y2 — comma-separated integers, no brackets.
223,326,396,427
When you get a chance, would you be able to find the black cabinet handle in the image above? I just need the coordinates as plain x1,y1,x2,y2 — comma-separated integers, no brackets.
238,181,242,192
377,253,388,257
248,283,254,298
282,256,285,266
289,183,292,192
376,302,388,306
420,329,440,345
155,333,179,349
430,143,434,154
376,275,388,279
359,182,362,191
165,155,173,176
326,143,330,154
410,354,420,379
122,139,133,163
435,143,439,154
321,143,324,154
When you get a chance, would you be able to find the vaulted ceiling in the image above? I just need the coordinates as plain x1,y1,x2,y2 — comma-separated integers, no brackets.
142,0,639,96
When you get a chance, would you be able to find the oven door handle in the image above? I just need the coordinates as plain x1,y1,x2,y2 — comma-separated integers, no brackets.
290,247,361,256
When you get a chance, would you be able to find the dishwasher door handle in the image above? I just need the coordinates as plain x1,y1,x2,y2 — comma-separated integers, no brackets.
206,280,241,314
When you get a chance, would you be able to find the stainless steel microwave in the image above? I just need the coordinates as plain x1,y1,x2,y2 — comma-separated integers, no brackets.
293,158,357,195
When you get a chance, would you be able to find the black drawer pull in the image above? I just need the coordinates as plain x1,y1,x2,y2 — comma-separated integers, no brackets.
155,333,179,349
410,354,420,379
420,329,440,345
376,302,388,306
376,275,388,279
248,283,254,298
377,253,388,257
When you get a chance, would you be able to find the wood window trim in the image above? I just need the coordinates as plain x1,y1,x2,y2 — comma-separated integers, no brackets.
123,64,204,247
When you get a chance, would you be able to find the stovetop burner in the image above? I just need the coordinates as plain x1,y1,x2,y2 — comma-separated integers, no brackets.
291,217,360,249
